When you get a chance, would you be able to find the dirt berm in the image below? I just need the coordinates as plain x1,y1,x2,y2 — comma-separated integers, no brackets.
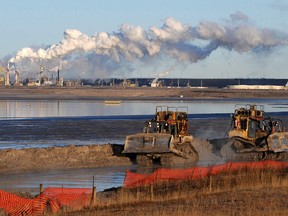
0,144,131,173
0,138,221,174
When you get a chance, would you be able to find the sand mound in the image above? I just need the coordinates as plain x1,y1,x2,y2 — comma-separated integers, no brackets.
0,144,131,173
0,139,226,174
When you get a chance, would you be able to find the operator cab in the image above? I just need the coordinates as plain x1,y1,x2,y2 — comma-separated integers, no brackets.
143,106,189,139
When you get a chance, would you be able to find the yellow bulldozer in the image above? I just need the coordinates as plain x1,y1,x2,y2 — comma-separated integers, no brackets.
123,106,198,166
211,104,288,161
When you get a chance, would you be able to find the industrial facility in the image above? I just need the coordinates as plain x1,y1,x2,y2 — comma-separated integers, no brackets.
0,63,287,89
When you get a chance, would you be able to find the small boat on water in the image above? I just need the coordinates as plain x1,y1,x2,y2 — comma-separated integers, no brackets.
104,100,121,105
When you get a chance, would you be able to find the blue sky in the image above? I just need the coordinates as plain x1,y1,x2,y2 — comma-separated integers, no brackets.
1,0,288,79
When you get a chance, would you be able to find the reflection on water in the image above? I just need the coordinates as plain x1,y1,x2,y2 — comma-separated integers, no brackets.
0,165,163,194
0,166,129,194
0,99,288,119
0,160,236,194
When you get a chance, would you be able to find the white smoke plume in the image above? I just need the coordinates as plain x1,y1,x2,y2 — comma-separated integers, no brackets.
8,12,288,78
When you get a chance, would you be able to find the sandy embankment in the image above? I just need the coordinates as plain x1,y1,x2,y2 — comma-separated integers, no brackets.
0,139,222,174
0,144,131,174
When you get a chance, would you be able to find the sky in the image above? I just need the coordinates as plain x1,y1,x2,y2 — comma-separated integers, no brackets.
1,0,288,80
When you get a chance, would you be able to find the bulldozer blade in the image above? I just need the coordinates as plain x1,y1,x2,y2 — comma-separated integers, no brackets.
268,132,288,153
123,133,173,154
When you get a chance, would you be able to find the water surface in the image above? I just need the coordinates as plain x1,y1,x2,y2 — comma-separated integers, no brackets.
0,98,287,193
0,98,287,119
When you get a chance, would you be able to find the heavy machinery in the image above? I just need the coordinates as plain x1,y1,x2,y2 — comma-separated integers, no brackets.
123,106,198,166
211,104,288,161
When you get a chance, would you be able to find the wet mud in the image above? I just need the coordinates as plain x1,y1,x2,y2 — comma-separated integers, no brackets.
0,116,287,193
0,116,287,173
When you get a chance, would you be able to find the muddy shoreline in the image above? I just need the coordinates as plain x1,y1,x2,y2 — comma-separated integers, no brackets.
0,86,287,100
0,138,223,174
0,144,132,174
0,86,287,195
0,86,287,174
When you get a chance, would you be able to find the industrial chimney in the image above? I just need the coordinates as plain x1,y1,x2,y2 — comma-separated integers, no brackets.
15,70,20,85
5,63,10,86
57,69,60,85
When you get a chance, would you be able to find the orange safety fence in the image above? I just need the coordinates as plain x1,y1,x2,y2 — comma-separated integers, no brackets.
41,187,92,211
31,194,60,215
1,161,287,215
123,160,288,188
0,189,34,215
0,187,93,216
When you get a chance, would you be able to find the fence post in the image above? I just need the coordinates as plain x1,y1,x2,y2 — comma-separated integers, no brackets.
137,187,140,201
39,184,43,194
150,184,154,201
91,187,97,206
209,175,213,192
91,175,97,206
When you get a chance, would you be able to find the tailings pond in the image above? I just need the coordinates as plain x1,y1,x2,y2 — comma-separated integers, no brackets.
0,99,287,194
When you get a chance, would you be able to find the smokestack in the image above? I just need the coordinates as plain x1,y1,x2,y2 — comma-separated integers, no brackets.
5,63,10,86
57,69,60,82
15,70,19,85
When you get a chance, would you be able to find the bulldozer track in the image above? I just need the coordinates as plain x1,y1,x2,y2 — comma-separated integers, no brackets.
264,151,288,161
220,139,288,162
160,153,174,165
136,154,153,166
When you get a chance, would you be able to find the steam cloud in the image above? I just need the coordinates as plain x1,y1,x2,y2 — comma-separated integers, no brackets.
8,12,288,78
